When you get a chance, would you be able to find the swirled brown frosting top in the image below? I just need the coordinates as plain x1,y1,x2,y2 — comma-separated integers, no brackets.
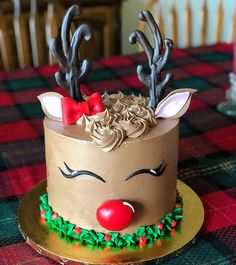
76,93,157,151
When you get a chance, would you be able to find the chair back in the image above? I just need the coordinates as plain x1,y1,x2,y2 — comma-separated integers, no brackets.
0,0,65,70
140,0,236,48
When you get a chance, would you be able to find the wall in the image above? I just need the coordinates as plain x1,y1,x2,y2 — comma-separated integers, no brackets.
121,0,147,55
121,0,236,54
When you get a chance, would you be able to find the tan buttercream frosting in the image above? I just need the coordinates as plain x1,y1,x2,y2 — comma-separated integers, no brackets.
45,115,179,234
76,93,157,151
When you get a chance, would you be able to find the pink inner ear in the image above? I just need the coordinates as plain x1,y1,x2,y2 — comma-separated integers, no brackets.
155,92,190,118
38,92,63,120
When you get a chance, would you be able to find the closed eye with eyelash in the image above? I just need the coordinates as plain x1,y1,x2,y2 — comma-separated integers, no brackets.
124,160,166,181
59,162,106,183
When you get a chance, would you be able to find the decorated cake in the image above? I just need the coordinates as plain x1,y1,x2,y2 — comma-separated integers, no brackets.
38,5,195,248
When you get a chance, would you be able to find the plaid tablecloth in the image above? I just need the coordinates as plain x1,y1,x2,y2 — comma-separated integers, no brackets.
0,43,235,264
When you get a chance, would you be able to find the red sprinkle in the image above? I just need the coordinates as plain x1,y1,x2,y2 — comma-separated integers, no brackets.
103,247,110,252
104,234,112,241
171,229,176,236
40,210,46,218
171,220,177,228
139,236,147,247
40,218,46,225
74,227,82,235
157,222,163,230
52,212,59,219
175,203,181,208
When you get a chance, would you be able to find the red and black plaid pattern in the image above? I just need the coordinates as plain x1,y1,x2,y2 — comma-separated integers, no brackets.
0,43,235,264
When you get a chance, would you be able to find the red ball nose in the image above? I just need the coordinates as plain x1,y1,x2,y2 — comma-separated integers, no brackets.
96,200,135,231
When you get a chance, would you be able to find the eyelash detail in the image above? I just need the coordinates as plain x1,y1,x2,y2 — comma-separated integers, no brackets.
124,160,166,181
59,161,166,183
59,162,106,183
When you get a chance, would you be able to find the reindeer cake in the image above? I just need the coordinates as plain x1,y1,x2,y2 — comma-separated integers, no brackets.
38,5,195,248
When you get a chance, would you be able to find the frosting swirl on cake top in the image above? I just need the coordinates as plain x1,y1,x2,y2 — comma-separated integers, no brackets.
76,93,157,151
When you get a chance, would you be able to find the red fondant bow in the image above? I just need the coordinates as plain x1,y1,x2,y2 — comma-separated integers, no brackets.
61,92,104,125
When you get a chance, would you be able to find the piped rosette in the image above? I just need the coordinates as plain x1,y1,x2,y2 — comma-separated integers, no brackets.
90,125,126,152
75,93,157,151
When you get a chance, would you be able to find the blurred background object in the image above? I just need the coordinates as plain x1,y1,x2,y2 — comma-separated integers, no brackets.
122,0,236,54
217,72,236,116
217,39,236,117
0,0,123,70
0,0,64,70
1,0,235,70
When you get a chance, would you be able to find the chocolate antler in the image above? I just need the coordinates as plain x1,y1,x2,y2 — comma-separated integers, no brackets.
50,5,92,102
129,10,173,109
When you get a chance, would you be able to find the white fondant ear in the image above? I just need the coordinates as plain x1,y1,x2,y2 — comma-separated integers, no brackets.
155,88,196,119
38,92,63,121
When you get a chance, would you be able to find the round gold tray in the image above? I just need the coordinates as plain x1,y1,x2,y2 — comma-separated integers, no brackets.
18,180,204,264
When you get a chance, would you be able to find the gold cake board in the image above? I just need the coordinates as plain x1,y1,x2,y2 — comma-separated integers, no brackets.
18,180,204,265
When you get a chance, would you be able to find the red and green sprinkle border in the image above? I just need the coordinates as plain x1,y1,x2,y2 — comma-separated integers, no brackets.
39,193,183,248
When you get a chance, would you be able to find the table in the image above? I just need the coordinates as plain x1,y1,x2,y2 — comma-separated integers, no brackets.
0,43,235,264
